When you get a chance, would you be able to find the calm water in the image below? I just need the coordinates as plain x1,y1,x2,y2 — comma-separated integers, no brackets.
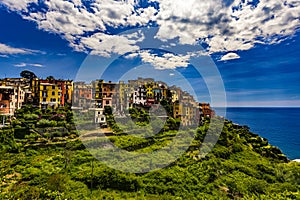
214,107,300,160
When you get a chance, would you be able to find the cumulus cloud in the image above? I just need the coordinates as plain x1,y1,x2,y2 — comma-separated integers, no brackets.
0,43,43,55
83,31,145,57
14,62,44,67
155,0,300,53
127,50,190,70
1,0,299,62
0,0,38,11
220,52,240,61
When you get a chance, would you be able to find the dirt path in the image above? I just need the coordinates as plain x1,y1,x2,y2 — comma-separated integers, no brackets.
80,128,114,141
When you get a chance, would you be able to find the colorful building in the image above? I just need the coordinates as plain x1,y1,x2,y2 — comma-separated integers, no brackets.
199,103,215,118
31,78,73,109
0,86,25,115
73,82,93,110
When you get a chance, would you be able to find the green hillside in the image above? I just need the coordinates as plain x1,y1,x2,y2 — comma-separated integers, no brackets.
0,106,299,199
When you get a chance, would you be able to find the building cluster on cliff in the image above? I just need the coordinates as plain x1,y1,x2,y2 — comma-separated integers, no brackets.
0,76,214,127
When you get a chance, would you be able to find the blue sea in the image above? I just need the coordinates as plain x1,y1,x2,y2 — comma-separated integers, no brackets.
214,107,300,160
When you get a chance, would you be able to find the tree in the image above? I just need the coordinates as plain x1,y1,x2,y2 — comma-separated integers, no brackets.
20,70,37,80
46,76,55,81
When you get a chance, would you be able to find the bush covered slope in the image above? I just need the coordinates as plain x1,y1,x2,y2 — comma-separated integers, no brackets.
0,106,299,199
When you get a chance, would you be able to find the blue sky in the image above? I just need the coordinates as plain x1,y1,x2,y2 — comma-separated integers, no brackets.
0,0,299,107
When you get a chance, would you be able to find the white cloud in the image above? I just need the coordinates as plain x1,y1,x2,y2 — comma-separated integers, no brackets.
14,63,44,67
82,32,143,57
220,52,240,61
154,0,300,53
14,63,27,67
1,0,299,61
28,63,43,67
0,43,43,55
0,0,37,11
130,50,190,70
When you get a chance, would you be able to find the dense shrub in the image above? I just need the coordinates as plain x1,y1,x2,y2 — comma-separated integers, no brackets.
37,119,57,128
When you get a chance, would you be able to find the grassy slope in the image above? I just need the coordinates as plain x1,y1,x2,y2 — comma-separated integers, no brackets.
1,119,300,200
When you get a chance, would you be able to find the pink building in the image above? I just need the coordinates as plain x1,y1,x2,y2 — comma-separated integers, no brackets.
0,86,25,115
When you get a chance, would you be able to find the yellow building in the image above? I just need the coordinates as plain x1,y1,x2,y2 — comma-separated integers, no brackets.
39,82,62,109
64,80,73,105
173,101,182,119
31,78,73,109
146,83,154,98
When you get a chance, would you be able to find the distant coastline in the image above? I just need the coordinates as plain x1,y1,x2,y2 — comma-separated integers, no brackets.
214,107,300,160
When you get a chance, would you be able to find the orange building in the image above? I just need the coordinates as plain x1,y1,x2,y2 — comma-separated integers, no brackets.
73,82,93,109
199,103,215,118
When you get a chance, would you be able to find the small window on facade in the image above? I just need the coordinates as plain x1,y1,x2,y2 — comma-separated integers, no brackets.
43,98,46,102
52,86,55,89
52,92,55,95
106,100,109,105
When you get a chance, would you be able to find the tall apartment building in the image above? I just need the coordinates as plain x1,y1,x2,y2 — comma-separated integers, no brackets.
0,86,25,115
73,82,93,110
92,80,116,126
0,78,32,104
199,103,215,118
114,81,132,113
31,78,73,109
131,85,147,106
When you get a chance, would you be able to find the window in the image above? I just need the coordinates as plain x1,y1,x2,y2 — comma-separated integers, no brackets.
52,86,55,89
106,100,110,105
43,86,46,90
52,92,55,96
43,98,46,102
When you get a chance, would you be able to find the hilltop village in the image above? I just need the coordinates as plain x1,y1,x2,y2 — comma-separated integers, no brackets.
0,75,214,127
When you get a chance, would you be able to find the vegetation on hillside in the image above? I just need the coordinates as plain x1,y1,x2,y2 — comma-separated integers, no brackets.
0,105,299,199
